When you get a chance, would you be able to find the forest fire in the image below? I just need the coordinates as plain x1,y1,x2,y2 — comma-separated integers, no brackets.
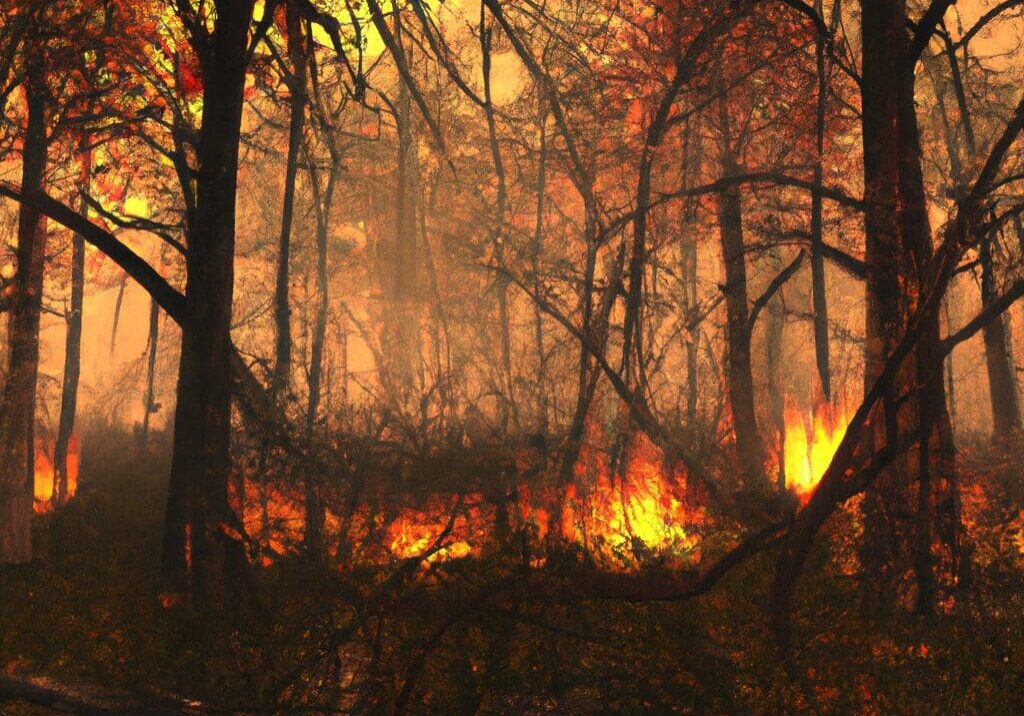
241,431,703,572
558,431,703,568
783,403,848,499
387,511,474,562
5,0,1024,710
33,435,79,513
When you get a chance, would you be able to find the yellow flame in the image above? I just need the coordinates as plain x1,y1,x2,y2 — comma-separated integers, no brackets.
783,404,848,498
33,435,79,513
562,432,702,568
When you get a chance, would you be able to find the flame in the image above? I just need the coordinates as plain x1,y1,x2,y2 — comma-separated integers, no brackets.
33,434,80,513
386,494,484,564
560,431,702,569
783,403,848,499
245,425,704,573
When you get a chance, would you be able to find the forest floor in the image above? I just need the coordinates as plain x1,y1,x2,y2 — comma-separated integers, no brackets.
3,424,1024,714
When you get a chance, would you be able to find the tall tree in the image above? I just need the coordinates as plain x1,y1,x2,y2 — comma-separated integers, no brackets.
271,3,309,399
715,76,767,493
160,0,258,608
54,141,91,502
858,0,957,614
0,36,48,564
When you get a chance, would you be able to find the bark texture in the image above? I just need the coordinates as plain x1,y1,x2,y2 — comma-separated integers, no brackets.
160,0,256,608
0,63,48,564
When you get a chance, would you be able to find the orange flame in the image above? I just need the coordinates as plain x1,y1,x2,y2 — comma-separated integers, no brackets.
783,403,848,499
33,434,79,513
560,431,703,569
245,426,704,573
385,494,486,564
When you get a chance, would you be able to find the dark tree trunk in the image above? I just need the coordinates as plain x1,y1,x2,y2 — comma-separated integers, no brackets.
271,4,308,399
809,0,832,401
0,64,47,564
302,141,337,558
140,296,160,449
160,0,255,608
765,249,787,492
980,232,1022,439
716,92,766,492
859,0,958,614
55,145,90,503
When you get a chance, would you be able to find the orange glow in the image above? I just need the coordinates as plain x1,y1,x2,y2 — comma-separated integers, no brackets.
559,431,703,569
33,434,79,513
246,429,704,572
386,494,485,564
783,403,848,499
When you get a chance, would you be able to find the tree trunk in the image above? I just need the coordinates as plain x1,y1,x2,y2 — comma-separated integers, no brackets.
160,0,255,608
0,63,47,564
716,92,766,492
981,232,1022,440
140,296,160,449
859,0,958,614
271,4,308,399
481,18,515,434
809,0,832,401
679,122,701,431
532,108,549,436
302,140,337,558
765,248,787,492
380,17,421,400
55,144,90,502
108,276,127,357
935,34,1020,441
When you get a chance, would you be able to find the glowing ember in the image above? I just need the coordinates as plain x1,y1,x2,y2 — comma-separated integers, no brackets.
783,403,848,499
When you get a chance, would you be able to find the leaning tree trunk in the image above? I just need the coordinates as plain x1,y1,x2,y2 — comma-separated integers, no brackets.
0,64,47,564
55,143,91,503
859,0,958,615
160,0,255,609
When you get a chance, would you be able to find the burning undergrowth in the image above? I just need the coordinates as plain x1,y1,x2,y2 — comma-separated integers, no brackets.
231,402,855,582
238,427,712,575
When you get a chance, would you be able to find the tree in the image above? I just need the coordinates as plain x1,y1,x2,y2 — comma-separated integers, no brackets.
160,0,259,608
0,25,47,564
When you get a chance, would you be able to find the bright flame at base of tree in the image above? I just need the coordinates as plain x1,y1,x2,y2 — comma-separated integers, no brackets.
783,403,848,499
34,435,80,513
